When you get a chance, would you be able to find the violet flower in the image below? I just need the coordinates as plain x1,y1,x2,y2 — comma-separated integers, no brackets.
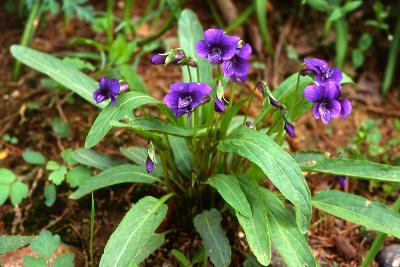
304,58,343,84
195,29,240,64
214,97,226,113
222,43,251,82
164,82,212,117
93,77,123,106
145,156,154,173
304,81,342,124
284,120,296,137
150,52,184,65
335,176,347,189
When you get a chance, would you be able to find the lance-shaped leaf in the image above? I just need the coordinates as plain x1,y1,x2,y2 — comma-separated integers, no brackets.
73,148,123,170
193,209,231,267
294,152,400,183
237,176,271,266
69,165,160,199
132,233,165,264
262,189,317,267
99,195,170,267
207,175,252,218
313,190,400,238
10,45,104,108
218,126,311,233
85,92,159,148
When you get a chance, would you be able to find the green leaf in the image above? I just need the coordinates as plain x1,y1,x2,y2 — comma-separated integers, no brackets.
132,233,165,264
295,153,400,183
0,184,10,205
111,118,208,138
22,150,46,165
66,165,92,188
52,117,71,138
119,65,148,93
0,168,17,184
73,148,123,170
313,190,400,238
99,195,169,267
255,0,273,54
54,253,74,267
63,57,95,71
327,7,343,22
262,189,316,267
218,127,312,233
178,9,212,84
358,33,373,51
10,181,28,206
44,184,56,207
61,148,77,165
0,235,33,254
352,49,364,69
305,0,328,12
46,161,61,171
172,249,191,267
220,99,247,137
237,176,271,266
168,136,193,176
30,230,61,258
109,35,135,65
341,1,362,14
207,174,252,218
85,91,159,148
69,164,159,199
193,209,231,267
23,256,47,267
10,45,104,108
48,167,67,185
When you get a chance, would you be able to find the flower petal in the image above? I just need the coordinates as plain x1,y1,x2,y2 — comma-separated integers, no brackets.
195,40,209,59
169,82,189,92
304,84,324,103
164,91,181,108
220,35,240,60
110,95,117,106
237,43,252,59
323,81,341,100
214,97,225,113
330,67,343,83
312,103,321,119
339,98,352,119
99,76,108,89
108,79,121,95
203,29,225,44
304,58,328,74
150,54,166,65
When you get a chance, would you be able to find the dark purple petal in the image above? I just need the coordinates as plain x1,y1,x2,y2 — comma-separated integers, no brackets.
339,98,352,119
110,95,117,106
169,82,189,92
195,40,209,59
108,79,121,96
150,54,166,65
93,88,106,104
284,121,296,137
312,103,321,119
269,96,281,108
220,35,240,61
323,81,341,100
145,156,154,173
329,67,343,83
163,91,181,109
231,73,248,83
188,83,212,95
237,43,252,59
335,176,347,189
304,58,328,75
304,84,324,103
99,76,108,89
214,97,225,113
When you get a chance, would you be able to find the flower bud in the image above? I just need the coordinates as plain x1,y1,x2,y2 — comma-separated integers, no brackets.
284,120,295,137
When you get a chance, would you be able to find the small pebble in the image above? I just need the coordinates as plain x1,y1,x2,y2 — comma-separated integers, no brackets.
377,244,400,267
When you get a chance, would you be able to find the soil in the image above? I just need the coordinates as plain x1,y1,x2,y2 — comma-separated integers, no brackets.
0,0,399,266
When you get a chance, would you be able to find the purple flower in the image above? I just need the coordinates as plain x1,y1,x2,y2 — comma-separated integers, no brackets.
304,81,342,124
339,98,352,119
195,29,240,64
335,176,347,189
214,97,227,113
284,120,296,137
269,96,281,108
304,58,343,84
164,82,212,117
150,52,184,65
222,43,252,82
145,156,154,173
93,77,121,106
245,121,255,129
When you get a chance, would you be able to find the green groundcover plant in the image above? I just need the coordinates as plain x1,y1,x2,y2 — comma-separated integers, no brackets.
3,8,400,267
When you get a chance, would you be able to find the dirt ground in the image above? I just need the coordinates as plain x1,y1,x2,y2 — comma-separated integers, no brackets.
1,0,399,266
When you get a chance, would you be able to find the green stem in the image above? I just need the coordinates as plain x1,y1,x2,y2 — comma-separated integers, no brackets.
12,0,43,80
90,193,95,267
106,0,114,45
243,86,257,124
229,83,237,108
360,196,400,267
382,13,400,95
187,65,193,82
